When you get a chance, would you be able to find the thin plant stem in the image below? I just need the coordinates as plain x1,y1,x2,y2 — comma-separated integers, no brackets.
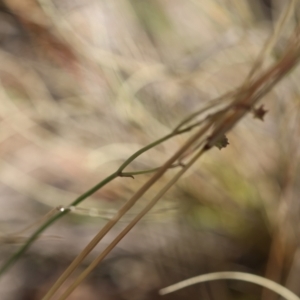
209,38,300,149
0,171,117,276
173,90,236,132
0,109,211,277
120,162,181,177
159,271,300,300
56,147,207,300
42,123,212,300
116,133,173,173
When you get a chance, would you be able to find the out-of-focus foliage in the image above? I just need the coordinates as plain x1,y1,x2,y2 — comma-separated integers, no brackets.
1,0,300,299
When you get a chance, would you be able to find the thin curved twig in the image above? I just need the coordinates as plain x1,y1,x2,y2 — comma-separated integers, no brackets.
159,271,300,300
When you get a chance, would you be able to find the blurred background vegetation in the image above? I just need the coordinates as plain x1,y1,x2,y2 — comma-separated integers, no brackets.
0,0,300,299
